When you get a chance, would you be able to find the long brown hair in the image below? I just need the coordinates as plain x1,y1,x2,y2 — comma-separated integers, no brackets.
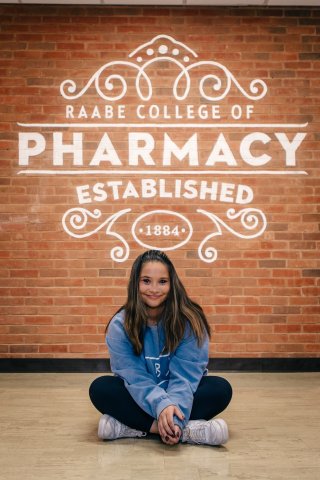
109,250,211,355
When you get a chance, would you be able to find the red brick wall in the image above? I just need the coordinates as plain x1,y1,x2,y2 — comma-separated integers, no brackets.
1,5,319,359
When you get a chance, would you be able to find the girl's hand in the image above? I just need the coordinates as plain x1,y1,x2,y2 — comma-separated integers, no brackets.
158,405,184,445
161,424,182,445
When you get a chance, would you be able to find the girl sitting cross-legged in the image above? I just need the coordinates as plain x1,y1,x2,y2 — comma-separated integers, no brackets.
89,250,232,446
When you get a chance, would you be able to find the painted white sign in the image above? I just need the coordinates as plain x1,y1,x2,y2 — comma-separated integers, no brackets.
17,35,308,262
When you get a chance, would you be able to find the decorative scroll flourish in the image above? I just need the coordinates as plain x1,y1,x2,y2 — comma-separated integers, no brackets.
60,35,267,102
60,61,152,102
62,206,267,264
197,208,267,263
175,61,267,101
62,207,131,262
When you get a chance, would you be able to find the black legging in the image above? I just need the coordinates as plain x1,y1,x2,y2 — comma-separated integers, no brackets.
89,375,232,432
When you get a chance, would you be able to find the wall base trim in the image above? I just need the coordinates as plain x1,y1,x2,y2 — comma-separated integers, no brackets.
0,358,319,373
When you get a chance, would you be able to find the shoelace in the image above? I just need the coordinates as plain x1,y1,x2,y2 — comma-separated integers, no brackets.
105,415,145,438
185,424,208,444
120,423,146,438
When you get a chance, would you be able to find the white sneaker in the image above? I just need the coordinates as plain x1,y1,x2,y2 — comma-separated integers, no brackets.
182,418,228,446
98,414,147,440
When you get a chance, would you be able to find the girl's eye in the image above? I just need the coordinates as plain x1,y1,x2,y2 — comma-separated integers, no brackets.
160,279,168,284
141,278,150,284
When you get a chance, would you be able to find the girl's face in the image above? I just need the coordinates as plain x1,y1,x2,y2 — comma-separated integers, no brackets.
139,261,170,310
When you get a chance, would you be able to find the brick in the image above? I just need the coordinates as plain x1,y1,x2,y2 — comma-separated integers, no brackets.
99,269,126,277
39,345,69,353
302,269,320,277
9,345,39,353
259,260,286,268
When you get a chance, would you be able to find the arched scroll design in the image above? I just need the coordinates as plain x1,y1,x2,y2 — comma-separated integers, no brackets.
197,208,267,263
62,208,131,263
60,35,268,103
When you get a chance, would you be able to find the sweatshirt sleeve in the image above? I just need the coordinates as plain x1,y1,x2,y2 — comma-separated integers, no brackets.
106,314,174,421
166,327,209,430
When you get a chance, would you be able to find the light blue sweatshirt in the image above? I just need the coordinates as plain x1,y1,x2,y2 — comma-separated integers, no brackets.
106,309,209,430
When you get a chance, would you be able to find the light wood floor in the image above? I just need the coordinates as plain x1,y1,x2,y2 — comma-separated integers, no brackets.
0,372,319,480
